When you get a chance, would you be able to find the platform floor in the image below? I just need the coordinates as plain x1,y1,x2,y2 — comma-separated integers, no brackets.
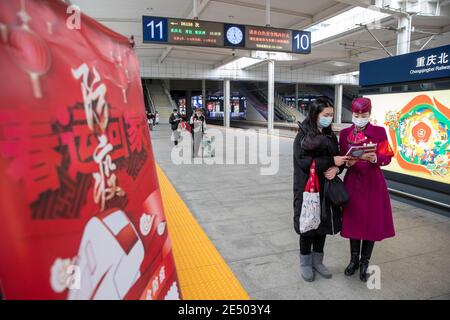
152,124,450,300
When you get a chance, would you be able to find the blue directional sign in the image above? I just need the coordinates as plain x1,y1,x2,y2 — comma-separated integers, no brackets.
360,44,450,86
292,31,311,54
142,16,168,43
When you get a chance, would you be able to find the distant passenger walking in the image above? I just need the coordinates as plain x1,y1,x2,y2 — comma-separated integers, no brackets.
293,97,348,282
146,110,154,131
169,109,181,146
189,108,206,158
339,97,395,282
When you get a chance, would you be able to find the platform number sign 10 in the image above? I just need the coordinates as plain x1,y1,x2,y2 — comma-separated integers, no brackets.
292,31,311,54
143,16,168,43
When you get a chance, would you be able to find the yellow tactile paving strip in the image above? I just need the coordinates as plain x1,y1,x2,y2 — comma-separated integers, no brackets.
156,164,250,300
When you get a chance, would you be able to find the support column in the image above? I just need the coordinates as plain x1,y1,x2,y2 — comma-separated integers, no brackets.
265,0,271,27
295,83,299,112
202,79,206,111
193,0,198,19
396,14,411,55
267,60,274,134
334,84,343,124
223,79,230,128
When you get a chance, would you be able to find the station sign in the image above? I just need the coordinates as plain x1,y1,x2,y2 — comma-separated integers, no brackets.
360,44,450,87
142,15,311,54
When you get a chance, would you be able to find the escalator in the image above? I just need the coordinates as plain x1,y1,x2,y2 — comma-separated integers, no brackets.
240,82,296,122
141,79,156,114
299,84,357,122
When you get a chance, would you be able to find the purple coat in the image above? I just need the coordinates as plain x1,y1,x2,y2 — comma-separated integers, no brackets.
339,123,395,241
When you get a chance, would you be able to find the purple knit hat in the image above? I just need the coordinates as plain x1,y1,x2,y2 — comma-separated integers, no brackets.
351,97,372,113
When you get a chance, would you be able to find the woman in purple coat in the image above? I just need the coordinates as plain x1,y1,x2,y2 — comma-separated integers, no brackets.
339,97,395,282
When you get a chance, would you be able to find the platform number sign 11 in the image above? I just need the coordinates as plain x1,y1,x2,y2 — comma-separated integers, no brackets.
143,16,168,43
292,31,311,54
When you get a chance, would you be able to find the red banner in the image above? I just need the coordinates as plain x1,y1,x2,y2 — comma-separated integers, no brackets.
0,0,181,300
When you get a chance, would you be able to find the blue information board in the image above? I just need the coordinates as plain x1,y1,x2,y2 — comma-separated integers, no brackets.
292,31,311,54
142,16,168,43
360,44,450,87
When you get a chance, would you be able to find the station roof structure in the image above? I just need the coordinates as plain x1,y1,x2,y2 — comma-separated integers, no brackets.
71,0,450,76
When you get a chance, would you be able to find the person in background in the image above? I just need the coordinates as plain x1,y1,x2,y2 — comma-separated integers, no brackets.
189,108,206,158
339,97,395,282
293,97,348,282
169,108,181,146
129,35,135,49
178,98,187,121
146,110,154,131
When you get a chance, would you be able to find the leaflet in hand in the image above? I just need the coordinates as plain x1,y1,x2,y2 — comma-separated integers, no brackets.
345,143,377,158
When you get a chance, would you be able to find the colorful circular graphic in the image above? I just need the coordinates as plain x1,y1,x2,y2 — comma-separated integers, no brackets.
384,95,449,178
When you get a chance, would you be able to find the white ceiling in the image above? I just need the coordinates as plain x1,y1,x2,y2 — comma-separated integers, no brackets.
71,0,450,75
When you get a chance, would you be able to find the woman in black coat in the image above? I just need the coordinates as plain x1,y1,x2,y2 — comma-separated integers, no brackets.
293,97,348,282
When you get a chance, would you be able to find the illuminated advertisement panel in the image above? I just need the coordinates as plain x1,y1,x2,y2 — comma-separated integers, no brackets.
367,90,450,185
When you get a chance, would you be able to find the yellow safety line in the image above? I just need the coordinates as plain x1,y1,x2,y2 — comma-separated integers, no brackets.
156,164,250,300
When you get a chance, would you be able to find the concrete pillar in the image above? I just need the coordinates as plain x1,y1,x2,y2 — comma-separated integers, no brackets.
334,84,343,124
266,0,271,27
193,0,198,19
223,79,230,128
267,60,274,134
202,79,206,111
295,83,299,112
396,14,411,55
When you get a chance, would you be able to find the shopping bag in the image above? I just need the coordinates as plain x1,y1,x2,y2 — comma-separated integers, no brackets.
299,160,321,234
202,134,214,158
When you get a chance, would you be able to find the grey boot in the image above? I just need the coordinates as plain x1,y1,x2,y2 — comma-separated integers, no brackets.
312,252,332,279
300,254,314,282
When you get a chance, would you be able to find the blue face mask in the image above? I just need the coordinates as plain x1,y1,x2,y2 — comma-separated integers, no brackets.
318,116,333,128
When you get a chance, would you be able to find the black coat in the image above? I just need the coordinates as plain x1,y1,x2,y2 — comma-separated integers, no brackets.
169,113,181,131
293,121,342,236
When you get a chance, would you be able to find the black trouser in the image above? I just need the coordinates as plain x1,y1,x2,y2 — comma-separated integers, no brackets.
300,234,326,255
350,239,375,260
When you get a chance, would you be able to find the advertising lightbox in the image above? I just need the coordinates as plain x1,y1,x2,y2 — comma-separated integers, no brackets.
366,90,449,185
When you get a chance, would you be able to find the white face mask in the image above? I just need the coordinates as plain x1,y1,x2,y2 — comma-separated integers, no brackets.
352,116,370,128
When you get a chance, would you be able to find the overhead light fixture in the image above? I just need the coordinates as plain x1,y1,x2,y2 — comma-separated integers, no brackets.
328,60,351,67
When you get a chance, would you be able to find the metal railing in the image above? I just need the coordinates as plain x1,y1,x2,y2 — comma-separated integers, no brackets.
143,79,156,114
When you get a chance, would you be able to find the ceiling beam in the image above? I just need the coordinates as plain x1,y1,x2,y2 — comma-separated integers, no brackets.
332,0,371,8
312,16,395,48
288,2,352,30
214,56,241,68
187,0,211,18
162,57,216,65
290,59,335,70
158,47,173,64
210,0,313,20
241,60,268,71
171,46,232,55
